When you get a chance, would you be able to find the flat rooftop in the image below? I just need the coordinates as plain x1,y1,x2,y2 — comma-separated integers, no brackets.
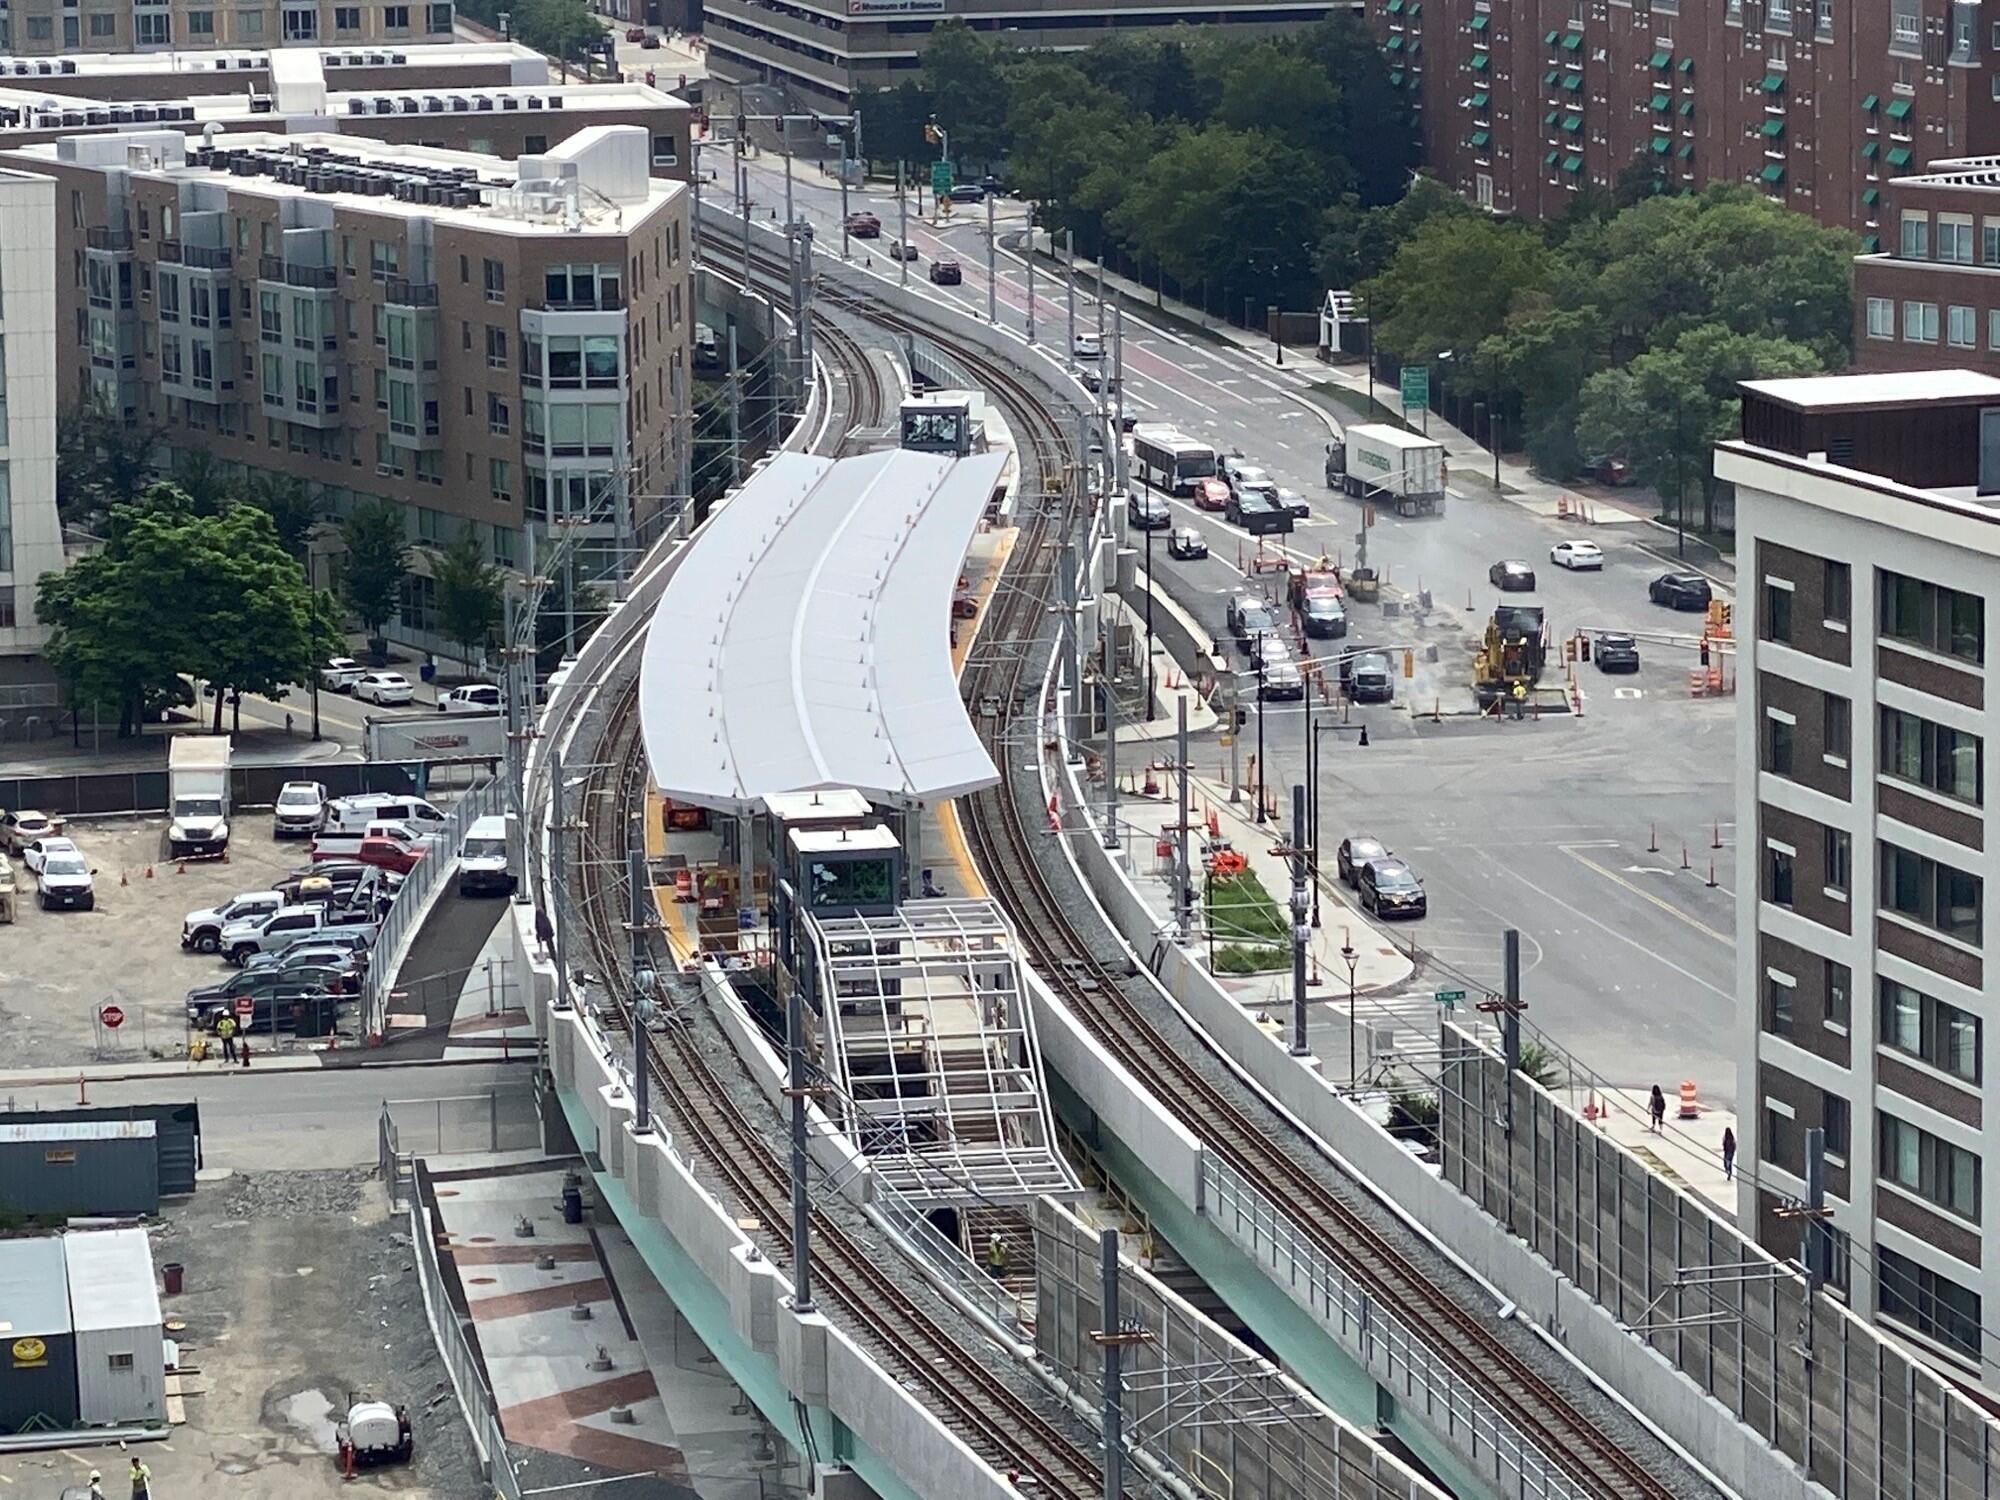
1740,370,2000,411
0,41,544,78
16,126,684,234
0,80,686,132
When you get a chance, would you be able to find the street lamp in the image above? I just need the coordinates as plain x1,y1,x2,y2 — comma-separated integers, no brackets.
1342,940,1360,1086
1142,490,1156,722
1253,634,1268,824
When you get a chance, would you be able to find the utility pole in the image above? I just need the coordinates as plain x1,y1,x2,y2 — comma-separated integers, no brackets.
837,126,852,259
788,956,816,1313
897,159,909,289
985,188,997,324
1288,783,1309,1057
796,223,816,381
1254,642,1268,824
1061,538,1083,759
1065,229,1077,356
1100,679,1118,852
787,221,807,382
1175,695,1192,938
1112,303,1127,491
1305,689,1319,927
1227,673,1241,804
1095,256,1106,348
1142,513,1155,721
627,814,654,1135
1097,1229,1124,1500
1024,202,1036,344
781,114,794,231
1501,928,1523,1137
549,745,571,1012
726,324,743,486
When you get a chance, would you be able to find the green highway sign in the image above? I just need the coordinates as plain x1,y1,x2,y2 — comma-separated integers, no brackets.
1435,988,1466,1010
930,160,955,197
1400,365,1430,412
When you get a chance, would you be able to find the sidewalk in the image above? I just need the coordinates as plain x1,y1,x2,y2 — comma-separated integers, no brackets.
1583,1085,1740,1223
0,722,353,775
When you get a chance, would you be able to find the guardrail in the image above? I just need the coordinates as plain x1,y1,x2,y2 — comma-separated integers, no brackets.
362,777,505,1037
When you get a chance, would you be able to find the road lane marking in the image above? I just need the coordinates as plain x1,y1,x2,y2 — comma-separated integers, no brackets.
1559,846,1734,947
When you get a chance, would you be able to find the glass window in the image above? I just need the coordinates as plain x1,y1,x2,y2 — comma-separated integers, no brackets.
1823,1093,1850,1157
1766,711,1795,775
585,403,619,452
1825,827,1851,893
483,258,504,300
1950,305,1977,348
1902,211,1931,259
548,404,584,452
1880,842,1983,943
1824,693,1850,761
1765,581,1793,641
1824,559,1850,622
1766,971,1795,1034
1880,570,1984,662
1879,1112,1981,1219
1867,297,1896,339
1880,706,1982,804
547,336,582,384
584,335,620,385
1880,978,1981,1081
1825,959,1850,1027
89,12,115,35
1904,300,1940,342
489,458,511,501
1768,843,1795,906
1879,1246,1981,1362
1939,214,1976,263
0,461,12,574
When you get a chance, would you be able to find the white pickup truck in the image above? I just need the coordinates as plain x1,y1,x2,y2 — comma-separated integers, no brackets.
219,903,378,966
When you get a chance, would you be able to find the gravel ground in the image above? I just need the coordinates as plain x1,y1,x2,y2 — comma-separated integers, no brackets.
998,594,1724,1500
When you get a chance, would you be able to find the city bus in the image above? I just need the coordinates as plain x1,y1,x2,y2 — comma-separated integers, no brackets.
1130,427,1218,497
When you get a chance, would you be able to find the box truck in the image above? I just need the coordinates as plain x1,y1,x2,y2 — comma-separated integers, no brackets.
167,735,232,859
1325,424,1447,517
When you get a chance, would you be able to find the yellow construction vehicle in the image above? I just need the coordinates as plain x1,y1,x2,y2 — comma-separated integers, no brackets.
1474,604,1548,706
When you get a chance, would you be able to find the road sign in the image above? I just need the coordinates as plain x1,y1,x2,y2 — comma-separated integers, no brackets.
99,1004,124,1029
1400,365,1430,412
1434,988,1466,1012
930,159,954,198
234,996,255,1017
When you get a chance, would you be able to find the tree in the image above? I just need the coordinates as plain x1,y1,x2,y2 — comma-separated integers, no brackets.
55,396,161,526
432,524,504,672
339,498,410,647
920,21,1017,168
166,446,234,516
1315,174,1474,290
509,0,600,66
1360,215,1553,366
856,81,933,171
1577,324,1824,535
241,472,324,562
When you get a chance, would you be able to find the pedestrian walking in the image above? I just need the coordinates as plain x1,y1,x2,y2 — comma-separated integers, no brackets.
1722,1126,1737,1181
985,1233,1008,1282
216,1012,238,1063
1649,1084,1667,1134
128,1455,151,1499
86,1469,105,1500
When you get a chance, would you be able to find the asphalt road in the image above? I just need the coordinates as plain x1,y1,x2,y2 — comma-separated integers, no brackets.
0,1059,534,1170
719,159,1743,1103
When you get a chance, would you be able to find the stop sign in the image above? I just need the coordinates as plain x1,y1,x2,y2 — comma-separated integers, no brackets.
234,996,254,1018
99,1004,124,1029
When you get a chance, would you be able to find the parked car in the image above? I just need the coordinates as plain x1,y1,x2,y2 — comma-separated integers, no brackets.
1167,527,1209,561
1649,572,1713,610
1489,560,1537,592
1550,539,1604,571
36,851,94,911
188,963,344,1012
1358,857,1427,919
928,259,962,286
272,781,328,839
0,809,56,854
276,862,399,906
624,24,645,39
21,835,78,876
1073,331,1102,360
220,903,375,966
887,239,919,262
246,936,372,982
321,657,367,693
1192,477,1232,512
639,31,659,46
320,795,446,839
353,671,414,706
1298,594,1347,639
1247,631,1292,669
1223,460,1273,497
186,979,339,1036
355,824,432,875
439,684,502,715
1594,632,1642,672
1080,367,1118,394
844,211,881,238
1126,490,1171,531
1276,487,1311,520
1259,657,1306,701
1227,595,1277,648
1336,836,1389,887
182,890,287,953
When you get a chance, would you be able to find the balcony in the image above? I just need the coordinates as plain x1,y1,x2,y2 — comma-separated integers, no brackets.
158,240,233,271
541,288,623,313
258,256,337,290
85,226,132,252
386,278,440,308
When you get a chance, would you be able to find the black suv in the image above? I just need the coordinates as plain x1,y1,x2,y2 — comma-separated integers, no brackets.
1300,596,1347,639
1594,633,1641,672
1649,572,1712,610
1358,857,1427,919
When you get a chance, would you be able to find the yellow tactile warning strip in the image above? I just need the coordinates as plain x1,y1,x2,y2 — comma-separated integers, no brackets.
935,522,1018,900
644,785,697,966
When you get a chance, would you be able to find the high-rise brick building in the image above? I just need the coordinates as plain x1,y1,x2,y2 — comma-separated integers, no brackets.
1367,0,1998,245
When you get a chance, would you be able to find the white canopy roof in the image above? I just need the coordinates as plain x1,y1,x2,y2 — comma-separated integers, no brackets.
640,448,1007,814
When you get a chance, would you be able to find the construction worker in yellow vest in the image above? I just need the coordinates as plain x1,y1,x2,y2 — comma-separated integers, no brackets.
215,1012,239,1063
986,1234,1008,1281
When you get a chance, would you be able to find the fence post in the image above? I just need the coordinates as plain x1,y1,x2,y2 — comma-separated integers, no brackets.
489,1087,500,1152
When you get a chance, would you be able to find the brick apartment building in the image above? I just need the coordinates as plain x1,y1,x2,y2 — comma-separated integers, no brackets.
1725,368,2000,1391
0,0,456,55
1852,160,2000,378
1366,0,2000,241
4,125,692,599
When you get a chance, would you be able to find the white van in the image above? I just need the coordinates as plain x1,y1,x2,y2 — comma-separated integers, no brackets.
457,814,514,896
322,794,446,837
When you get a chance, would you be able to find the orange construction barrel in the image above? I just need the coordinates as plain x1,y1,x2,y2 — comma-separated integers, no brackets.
1677,1080,1699,1119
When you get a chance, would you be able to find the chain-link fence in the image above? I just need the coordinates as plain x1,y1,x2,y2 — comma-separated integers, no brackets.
363,777,506,1037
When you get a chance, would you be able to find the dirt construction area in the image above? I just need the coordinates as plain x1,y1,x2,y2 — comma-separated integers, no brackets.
0,1168,483,1498
0,815,308,1069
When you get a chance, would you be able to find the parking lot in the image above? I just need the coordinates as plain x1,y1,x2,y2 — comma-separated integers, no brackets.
0,814,327,1069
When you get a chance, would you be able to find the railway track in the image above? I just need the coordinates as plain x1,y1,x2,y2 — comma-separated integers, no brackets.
554,260,1105,1495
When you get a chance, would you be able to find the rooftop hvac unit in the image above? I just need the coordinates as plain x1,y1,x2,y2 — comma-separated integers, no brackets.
133,103,157,121
392,51,405,62
34,60,52,74
526,95,541,109
366,50,385,63
249,93,273,112
346,97,365,114
59,58,75,72
60,109,80,125
373,95,391,112
422,95,441,111
236,55,255,67
500,95,517,110
546,93,560,107
397,97,417,113
86,107,106,124
472,94,491,110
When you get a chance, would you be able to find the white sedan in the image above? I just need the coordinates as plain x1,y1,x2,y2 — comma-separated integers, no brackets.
1550,539,1605,570
353,671,415,706
22,835,79,875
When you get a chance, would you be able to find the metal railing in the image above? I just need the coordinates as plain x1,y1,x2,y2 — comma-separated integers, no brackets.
362,777,505,1036
407,1180,523,1500
867,1173,1025,1340
1201,1155,1587,1500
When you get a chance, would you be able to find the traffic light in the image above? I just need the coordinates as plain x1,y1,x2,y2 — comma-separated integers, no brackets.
923,121,941,145
1720,601,1732,628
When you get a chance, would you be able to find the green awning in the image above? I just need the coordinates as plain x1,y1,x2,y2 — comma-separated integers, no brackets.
1862,188,1880,204
1649,48,1671,68
1386,0,1402,10
1544,150,1560,165
1385,33,1402,50
1561,31,1583,50
1388,69,1405,85
1563,113,1583,132
1469,130,1490,148
1405,38,1420,55
1760,163,1785,184
1887,97,1913,120
1650,91,1670,111
1544,68,1561,84
1760,72,1785,92
1860,93,1879,111
1562,154,1584,173
1760,117,1786,138
1676,143,1694,159
1469,10,1487,27
1407,3,1420,14
1469,91,1489,108
1863,235,1880,253
1677,56,1695,73
1651,135,1671,154
1888,146,1913,167
1679,99,1695,116
1544,109,1559,126
1468,49,1488,68
1862,140,1880,158
1561,72,1582,91
1544,29,1559,43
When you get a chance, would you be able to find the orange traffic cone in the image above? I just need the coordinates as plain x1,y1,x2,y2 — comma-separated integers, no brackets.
144,865,154,879
176,860,187,874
